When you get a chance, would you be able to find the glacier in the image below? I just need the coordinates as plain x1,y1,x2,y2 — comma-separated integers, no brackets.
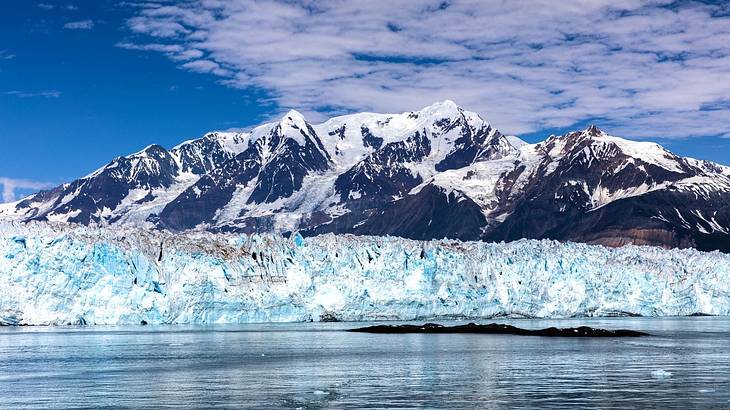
1,221,730,325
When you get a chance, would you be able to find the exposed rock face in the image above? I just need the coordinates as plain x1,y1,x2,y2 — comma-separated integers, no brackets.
315,185,488,242
2,101,729,251
334,131,432,205
483,135,730,252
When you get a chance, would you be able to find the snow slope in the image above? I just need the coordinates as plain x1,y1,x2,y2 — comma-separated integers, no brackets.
2,221,729,325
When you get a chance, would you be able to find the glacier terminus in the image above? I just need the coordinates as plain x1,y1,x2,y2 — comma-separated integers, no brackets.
2,221,729,326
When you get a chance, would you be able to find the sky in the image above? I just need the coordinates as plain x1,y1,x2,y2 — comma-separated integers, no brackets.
2,0,730,202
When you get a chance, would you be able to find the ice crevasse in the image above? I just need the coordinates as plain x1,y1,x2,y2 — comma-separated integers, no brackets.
1,221,729,325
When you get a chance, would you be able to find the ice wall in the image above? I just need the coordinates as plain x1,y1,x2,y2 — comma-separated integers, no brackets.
1,221,729,325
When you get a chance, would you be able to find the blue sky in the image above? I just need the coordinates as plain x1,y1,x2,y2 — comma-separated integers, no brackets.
2,0,730,201
0,1,272,199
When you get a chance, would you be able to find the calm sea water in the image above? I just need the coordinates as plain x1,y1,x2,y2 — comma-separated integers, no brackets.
1,317,729,409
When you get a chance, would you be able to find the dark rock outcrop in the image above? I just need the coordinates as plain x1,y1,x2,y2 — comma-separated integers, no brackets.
347,322,649,337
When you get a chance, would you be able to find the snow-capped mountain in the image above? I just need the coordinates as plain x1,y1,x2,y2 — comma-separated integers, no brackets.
2,101,730,251
355,123,730,251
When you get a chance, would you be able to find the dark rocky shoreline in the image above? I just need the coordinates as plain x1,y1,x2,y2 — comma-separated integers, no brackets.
347,322,649,337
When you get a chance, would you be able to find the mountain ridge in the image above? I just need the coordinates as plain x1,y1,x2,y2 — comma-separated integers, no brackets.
2,101,730,252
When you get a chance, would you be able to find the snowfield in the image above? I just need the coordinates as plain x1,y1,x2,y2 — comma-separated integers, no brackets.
1,221,729,325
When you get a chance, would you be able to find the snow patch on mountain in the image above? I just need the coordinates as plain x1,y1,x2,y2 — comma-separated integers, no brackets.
105,172,200,225
412,158,520,219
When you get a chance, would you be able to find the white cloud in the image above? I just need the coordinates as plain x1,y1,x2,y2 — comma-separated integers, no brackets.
64,20,94,30
116,42,205,62
0,178,54,203
181,59,230,76
123,0,730,139
4,90,61,98
117,42,183,53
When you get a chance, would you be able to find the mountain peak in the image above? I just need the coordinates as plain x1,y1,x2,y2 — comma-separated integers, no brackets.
282,109,306,122
411,100,467,127
130,143,168,158
555,124,607,145
584,124,605,136
419,99,461,115
271,109,314,147
435,99,459,109
278,109,309,132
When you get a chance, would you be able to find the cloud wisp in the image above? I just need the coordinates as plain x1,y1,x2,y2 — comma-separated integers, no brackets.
64,20,94,30
0,50,15,60
0,178,54,203
122,0,730,139
4,90,61,98
38,3,78,11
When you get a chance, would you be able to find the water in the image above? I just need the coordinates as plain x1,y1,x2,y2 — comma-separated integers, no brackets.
1,317,729,409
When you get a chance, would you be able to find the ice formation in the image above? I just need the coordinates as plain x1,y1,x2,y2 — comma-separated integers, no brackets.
1,221,729,325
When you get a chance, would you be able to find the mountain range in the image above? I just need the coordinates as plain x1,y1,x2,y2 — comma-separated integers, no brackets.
2,100,730,251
